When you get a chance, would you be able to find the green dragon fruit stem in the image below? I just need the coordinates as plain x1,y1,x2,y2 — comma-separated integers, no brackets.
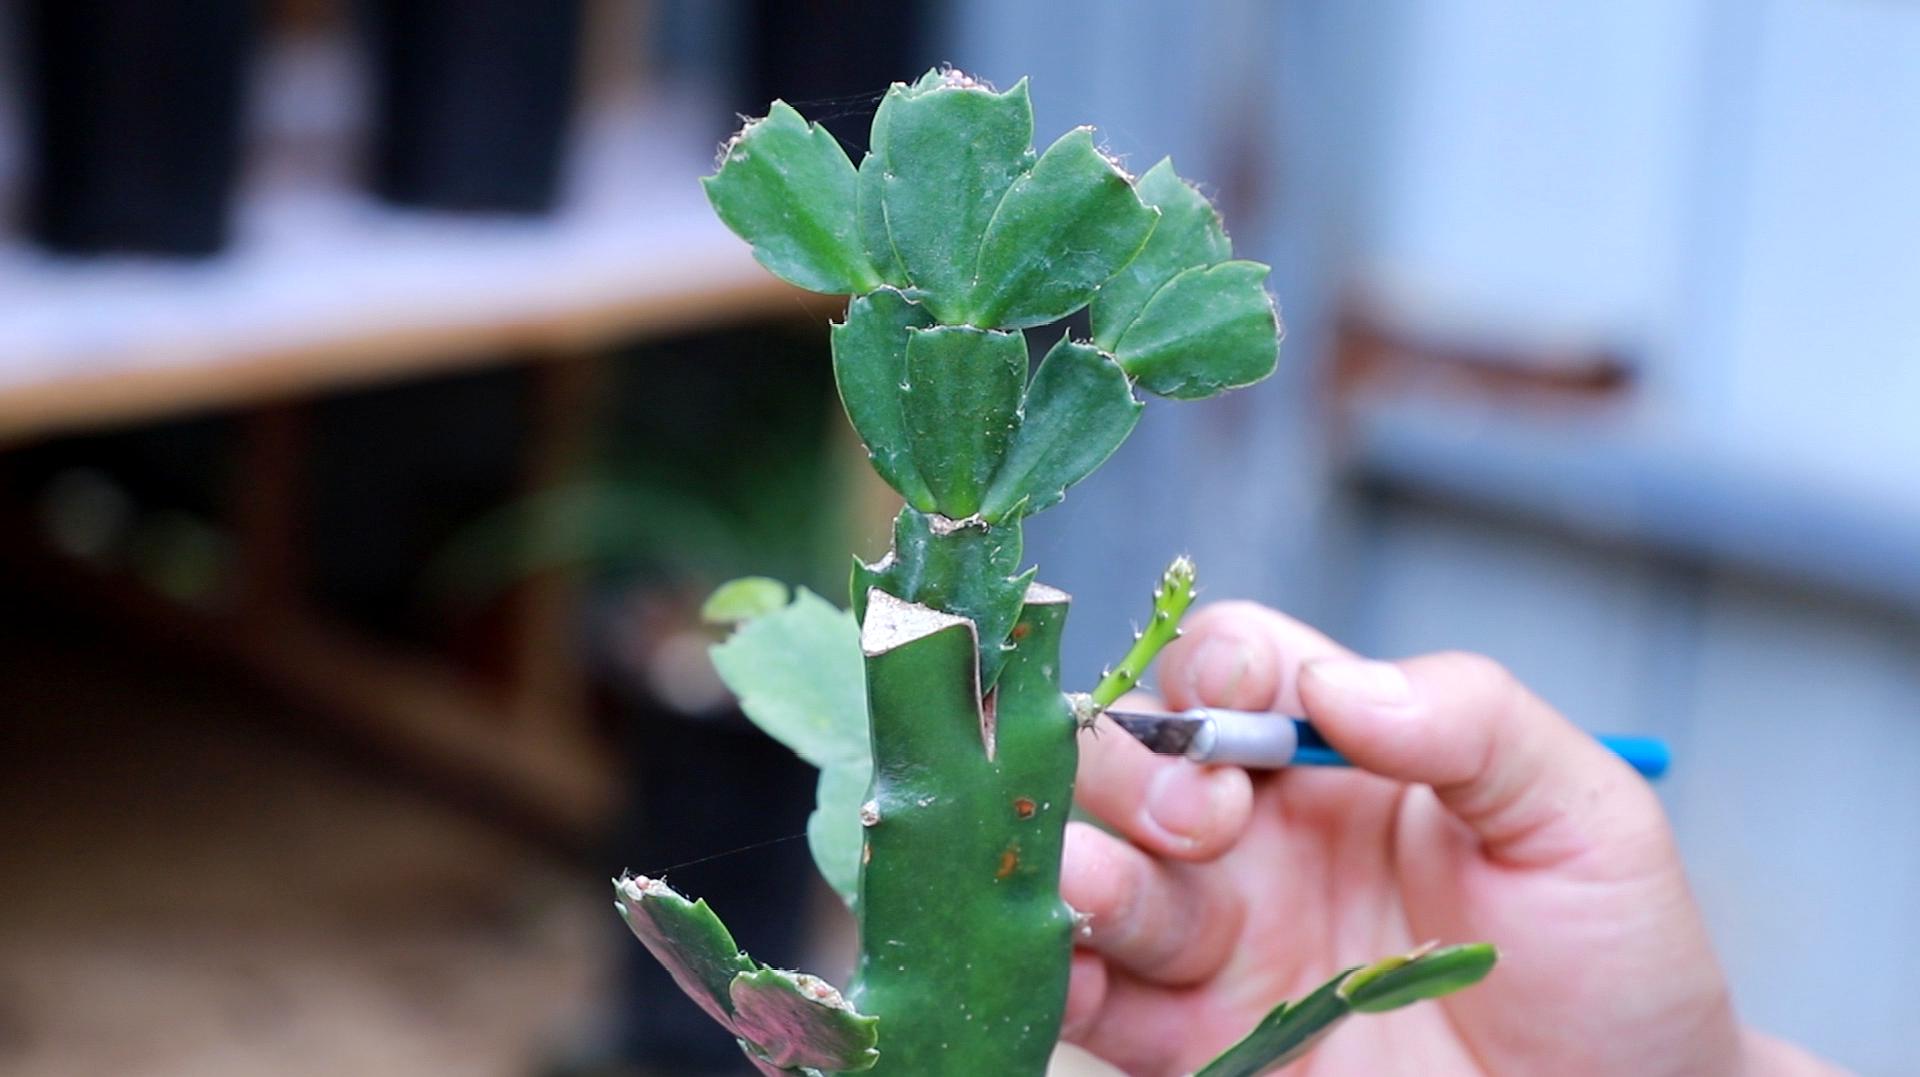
850,571,1078,1076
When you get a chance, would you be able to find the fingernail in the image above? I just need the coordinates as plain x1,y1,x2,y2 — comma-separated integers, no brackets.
1304,658,1412,706
1146,763,1233,844
1187,636,1251,705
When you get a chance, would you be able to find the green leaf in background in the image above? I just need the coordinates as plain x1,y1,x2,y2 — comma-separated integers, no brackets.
979,338,1142,522
703,101,880,295
967,127,1159,328
426,479,755,605
901,325,1026,519
1195,943,1498,1077
729,968,881,1072
831,289,939,511
701,576,792,626
1090,158,1232,350
708,585,870,908
869,70,1036,320
1112,260,1280,399
710,588,866,771
806,759,871,908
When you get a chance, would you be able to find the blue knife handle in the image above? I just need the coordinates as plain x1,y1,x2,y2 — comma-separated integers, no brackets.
1192,710,1669,780
1592,734,1671,779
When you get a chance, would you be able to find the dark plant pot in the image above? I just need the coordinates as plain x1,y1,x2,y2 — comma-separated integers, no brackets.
739,0,930,151
361,0,585,215
20,0,254,257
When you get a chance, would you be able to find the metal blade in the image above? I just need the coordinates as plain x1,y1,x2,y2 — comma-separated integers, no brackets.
1105,709,1205,756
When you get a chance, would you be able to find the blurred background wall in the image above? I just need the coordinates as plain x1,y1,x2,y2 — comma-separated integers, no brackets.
0,1,1912,1074
953,3,1919,1072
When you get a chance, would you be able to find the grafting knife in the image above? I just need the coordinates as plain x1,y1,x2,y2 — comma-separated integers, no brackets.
1105,707,1670,779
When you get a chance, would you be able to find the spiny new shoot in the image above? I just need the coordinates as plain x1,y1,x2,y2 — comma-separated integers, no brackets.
1087,554,1198,714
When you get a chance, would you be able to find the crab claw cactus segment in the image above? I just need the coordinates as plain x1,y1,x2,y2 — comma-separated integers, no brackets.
832,289,940,511
1087,157,1282,400
703,101,881,296
863,70,1036,321
965,126,1159,329
1341,941,1500,1014
900,325,1026,519
1108,259,1280,399
978,337,1142,523
613,876,879,1073
731,968,881,1072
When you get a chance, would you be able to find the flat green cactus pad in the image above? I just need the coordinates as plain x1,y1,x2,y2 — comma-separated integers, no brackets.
979,337,1142,522
1090,157,1234,348
614,877,878,1074
866,71,1036,318
968,126,1159,328
900,325,1026,518
1107,259,1280,399
832,289,939,510
731,968,880,1072
613,875,753,1027
702,102,878,295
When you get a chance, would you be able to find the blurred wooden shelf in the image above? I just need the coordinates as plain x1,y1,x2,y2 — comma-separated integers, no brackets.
0,84,805,444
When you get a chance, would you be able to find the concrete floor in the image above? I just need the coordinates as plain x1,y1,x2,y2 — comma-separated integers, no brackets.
0,599,605,1076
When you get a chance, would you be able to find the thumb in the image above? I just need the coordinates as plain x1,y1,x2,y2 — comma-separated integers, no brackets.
1297,652,1669,872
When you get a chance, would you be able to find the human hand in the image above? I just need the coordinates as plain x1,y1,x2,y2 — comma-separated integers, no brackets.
1059,601,1836,1076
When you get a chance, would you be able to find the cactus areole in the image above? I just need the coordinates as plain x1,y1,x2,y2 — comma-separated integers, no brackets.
615,70,1494,1076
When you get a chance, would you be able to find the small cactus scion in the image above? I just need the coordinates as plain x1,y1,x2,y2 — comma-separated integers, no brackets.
616,70,1495,1076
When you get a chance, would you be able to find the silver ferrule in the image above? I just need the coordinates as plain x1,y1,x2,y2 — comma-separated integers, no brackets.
1186,708,1299,768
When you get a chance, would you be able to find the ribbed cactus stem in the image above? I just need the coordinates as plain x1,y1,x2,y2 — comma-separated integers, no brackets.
851,581,1078,1075
1088,554,1197,711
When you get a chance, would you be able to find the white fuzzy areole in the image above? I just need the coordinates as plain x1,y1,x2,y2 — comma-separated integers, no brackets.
860,588,976,657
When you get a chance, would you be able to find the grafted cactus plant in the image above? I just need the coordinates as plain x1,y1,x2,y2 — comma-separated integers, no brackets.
615,70,1495,1076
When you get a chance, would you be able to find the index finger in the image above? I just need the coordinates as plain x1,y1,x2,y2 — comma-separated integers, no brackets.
1076,700,1252,861
1157,601,1357,714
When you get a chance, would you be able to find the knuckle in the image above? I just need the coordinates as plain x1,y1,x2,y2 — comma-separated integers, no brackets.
1061,824,1137,922
1437,650,1522,698
1153,868,1244,984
